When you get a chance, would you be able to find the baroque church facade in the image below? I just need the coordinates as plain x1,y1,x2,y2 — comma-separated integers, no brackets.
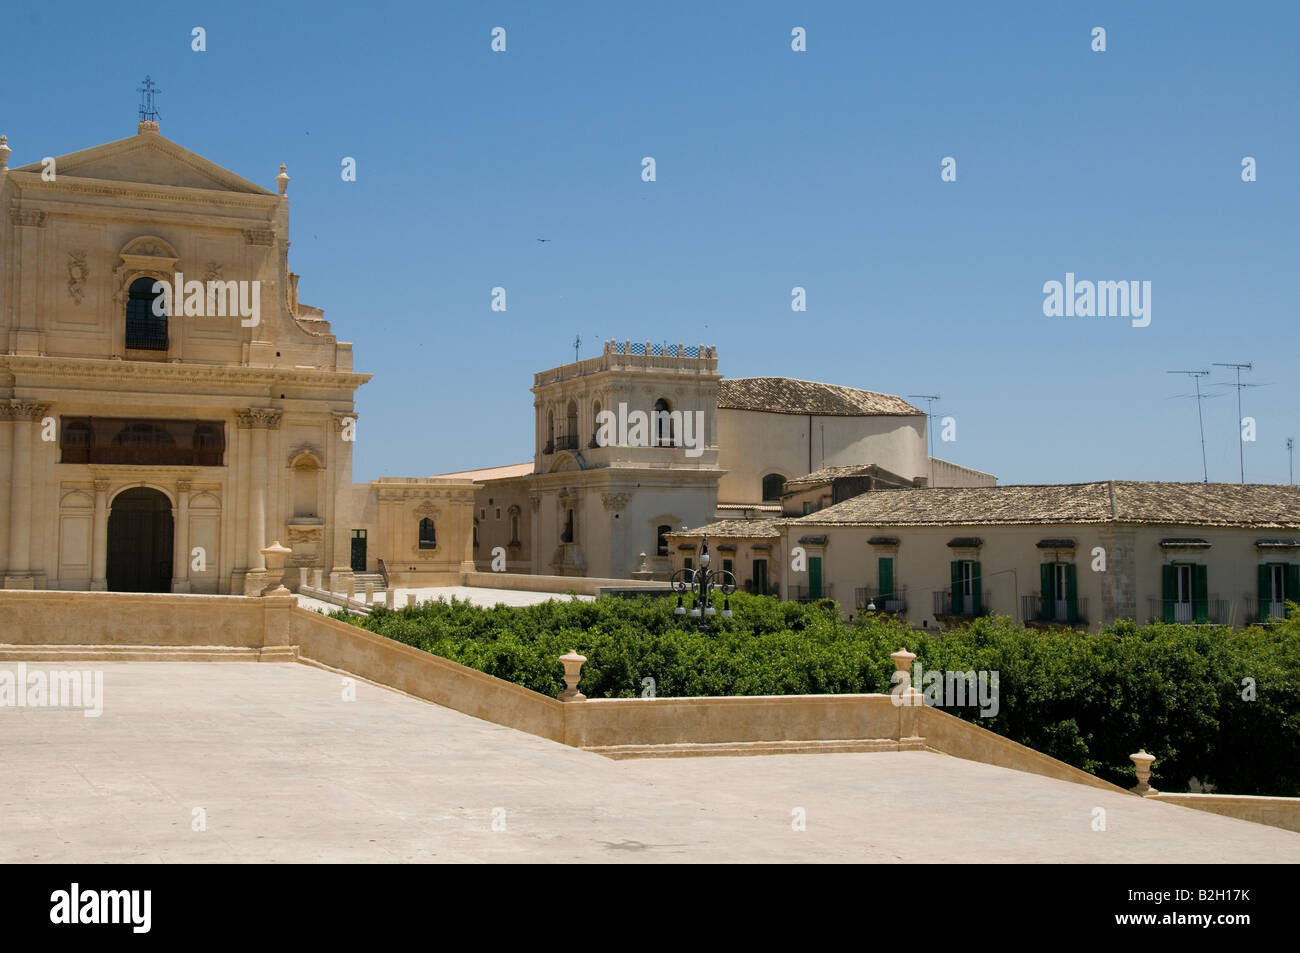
0,121,476,595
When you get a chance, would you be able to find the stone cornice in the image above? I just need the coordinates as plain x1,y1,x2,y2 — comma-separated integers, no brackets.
0,355,371,390
5,172,277,211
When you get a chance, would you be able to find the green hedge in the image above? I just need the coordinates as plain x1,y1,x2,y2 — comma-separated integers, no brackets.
334,593,1300,796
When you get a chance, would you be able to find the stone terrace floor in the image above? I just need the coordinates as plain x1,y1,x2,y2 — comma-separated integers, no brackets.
3,662,1298,863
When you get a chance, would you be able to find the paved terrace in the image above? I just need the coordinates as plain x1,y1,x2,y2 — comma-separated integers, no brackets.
293,585,594,616
3,662,1298,863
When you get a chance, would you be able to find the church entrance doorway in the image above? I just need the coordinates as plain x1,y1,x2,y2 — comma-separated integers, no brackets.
107,487,174,592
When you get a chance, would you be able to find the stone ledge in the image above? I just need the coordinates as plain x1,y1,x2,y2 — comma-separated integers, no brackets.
584,738,927,759
0,644,298,662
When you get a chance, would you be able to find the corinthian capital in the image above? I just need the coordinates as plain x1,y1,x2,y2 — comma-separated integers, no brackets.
235,408,282,429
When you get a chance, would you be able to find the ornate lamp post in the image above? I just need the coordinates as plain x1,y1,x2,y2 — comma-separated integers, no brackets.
671,535,737,629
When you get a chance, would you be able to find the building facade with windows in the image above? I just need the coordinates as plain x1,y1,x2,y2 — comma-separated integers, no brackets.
0,123,476,595
671,481,1300,630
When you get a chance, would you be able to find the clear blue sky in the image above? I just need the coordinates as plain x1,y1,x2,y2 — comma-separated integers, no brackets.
7,1,1297,485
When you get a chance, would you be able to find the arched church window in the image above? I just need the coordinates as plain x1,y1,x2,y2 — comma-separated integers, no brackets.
561,509,574,543
653,398,675,446
419,517,437,549
125,276,168,351
762,473,786,502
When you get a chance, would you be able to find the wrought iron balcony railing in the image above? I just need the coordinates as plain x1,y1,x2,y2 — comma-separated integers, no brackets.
933,589,991,618
1146,597,1230,625
789,584,834,603
1021,594,1089,626
855,586,907,613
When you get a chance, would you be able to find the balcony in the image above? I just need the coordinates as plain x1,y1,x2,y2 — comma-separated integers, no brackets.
933,589,991,619
855,586,907,613
790,584,834,603
554,434,579,452
1021,594,1089,628
1147,597,1230,625
1243,595,1290,624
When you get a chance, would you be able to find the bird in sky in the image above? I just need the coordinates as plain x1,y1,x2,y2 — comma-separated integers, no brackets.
537,238,551,243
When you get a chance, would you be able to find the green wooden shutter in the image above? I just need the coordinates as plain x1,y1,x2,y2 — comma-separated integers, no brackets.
1193,564,1209,623
971,561,982,615
1039,563,1053,620
1259,564,1273,620
809,557,822,599
1287,564,1300,617
1161,564,1176,623
950,561,962,614
878,557,894,600
1066,563,1078,622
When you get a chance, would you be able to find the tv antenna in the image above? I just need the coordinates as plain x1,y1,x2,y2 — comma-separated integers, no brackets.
907,394,942,486
1288,437,1294,485
1167,370,1210,483
1211,361,1263,483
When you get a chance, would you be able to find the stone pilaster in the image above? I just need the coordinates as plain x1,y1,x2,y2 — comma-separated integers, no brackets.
1097,528,1137,625
3,401,50,587
329,412,357,578
172,480,192,593
91,478,110,590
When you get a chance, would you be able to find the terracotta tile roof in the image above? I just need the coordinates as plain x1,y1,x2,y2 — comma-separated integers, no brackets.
667,518,788,539
784,463,911,488
718,378,921,416
794,481,1300,529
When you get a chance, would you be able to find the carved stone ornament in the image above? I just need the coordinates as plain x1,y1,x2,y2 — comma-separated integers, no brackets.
67,250,88,303
234,408,282,429
0,400,52,420
601,492,632,512
9,208,47,228
414,501,440,520
244,228,275,246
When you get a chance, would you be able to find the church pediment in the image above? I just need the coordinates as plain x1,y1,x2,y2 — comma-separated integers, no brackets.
14,130,272,196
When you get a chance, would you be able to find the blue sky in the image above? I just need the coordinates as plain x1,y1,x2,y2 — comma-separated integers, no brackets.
7,1,1298,485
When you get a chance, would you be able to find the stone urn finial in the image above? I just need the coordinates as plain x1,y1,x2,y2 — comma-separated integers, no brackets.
558,649,587,702
0,135,10,172
1130,749,1158,795
276,162,290,196
259,540,293,595
890,648,920,705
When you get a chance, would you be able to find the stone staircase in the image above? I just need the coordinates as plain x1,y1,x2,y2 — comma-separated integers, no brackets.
353,572,387,599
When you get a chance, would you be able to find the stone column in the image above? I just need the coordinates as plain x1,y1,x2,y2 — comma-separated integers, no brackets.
172,480,191,593
330,412,357,582
90,478,109,590
237,409,281,595
4,401,49,586
0,409,13,578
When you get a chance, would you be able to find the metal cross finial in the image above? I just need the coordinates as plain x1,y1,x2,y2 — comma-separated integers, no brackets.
137,76,162,121
572,333,581,363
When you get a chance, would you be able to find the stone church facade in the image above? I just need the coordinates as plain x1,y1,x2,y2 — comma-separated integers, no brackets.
0,122,475,595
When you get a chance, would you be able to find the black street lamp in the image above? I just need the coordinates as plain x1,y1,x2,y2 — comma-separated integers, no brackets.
671,536,736,629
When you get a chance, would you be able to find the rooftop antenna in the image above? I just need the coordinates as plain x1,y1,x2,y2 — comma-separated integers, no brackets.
907,394,941,487
137,76,161,121
1288,437,1294,485
572,333,581,363
1167,370,1210,483
1211,361,1255,483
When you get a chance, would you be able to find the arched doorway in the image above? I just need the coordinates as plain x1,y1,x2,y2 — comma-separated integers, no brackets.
107,487,173,592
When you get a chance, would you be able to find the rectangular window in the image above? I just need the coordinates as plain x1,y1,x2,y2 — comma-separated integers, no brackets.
1163,562,1206,623
722,558,733,577
949,560,981,615
802,501,812,515
752,558,769,596
684,558,693,572
496,507,502,520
